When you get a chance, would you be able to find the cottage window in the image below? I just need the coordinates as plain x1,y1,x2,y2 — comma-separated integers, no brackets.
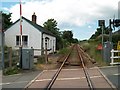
22,36,28,46
16,35,28,46
16,36,20,46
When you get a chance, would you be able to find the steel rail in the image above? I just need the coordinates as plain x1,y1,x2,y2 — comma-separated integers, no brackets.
78,46,96,63
77,45,94,90
45,45,75,90
78,45,116,90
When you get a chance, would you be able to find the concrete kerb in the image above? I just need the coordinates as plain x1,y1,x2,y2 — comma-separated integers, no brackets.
3,73,22,77
99,65,119,69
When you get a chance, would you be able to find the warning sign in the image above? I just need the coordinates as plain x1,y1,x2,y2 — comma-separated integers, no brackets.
117,41,120,50
97,44,103,50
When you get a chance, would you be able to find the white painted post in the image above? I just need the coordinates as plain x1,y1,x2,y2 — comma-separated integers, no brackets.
111,49,114,65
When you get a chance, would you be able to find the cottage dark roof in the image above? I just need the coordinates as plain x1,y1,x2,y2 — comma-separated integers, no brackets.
6,16,55,37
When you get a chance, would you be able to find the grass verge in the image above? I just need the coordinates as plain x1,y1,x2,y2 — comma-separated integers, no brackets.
80,40,108,66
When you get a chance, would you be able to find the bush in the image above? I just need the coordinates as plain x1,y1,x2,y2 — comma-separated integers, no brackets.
37,55,53,64
58,47,70,55
3,66,20,75
37,56,46,64
82,42,90,52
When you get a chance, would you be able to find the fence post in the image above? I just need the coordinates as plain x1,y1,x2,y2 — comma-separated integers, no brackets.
9,47,12,67
111,49,114,65
45,42,48,64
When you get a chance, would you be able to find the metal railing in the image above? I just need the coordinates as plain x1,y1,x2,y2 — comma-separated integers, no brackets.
110,49,120,65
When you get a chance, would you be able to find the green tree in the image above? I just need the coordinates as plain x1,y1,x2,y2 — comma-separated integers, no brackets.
62,31,73,44
72,38,78,43
43,19,59,35
1,11,12,30
43,19,62,50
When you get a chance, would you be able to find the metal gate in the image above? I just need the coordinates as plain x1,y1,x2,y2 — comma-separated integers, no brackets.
103,41,113,63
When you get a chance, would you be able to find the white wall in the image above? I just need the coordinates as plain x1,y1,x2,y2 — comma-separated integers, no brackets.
43,33,56,54
5,19,42,56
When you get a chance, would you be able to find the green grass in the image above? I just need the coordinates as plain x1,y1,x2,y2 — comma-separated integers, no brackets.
58,47,70,55
80,40,108,66
37,55,52,64
37,56,46,64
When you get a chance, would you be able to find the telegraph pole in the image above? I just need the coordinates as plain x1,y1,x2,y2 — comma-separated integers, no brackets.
101,24,104,51
1,13,4,69
109,19,112,43
98,20,105,61
1,28,4,69
101,23,104,61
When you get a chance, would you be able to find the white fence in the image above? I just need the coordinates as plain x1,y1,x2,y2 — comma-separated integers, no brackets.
110,49,120,65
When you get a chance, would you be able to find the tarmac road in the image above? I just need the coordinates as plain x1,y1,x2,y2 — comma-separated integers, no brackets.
1,70,41,89
100,65,120,89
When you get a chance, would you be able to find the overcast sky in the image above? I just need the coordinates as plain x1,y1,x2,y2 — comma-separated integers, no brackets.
1,0,120,40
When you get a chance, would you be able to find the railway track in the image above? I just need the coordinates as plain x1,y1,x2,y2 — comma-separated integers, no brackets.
45,44,95,89
25,44,116,89
77,45,94,90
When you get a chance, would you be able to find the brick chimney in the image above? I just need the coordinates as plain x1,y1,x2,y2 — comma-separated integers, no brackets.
32,12,37,24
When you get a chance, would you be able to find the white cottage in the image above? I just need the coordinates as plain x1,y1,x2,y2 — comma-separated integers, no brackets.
5,13,56,56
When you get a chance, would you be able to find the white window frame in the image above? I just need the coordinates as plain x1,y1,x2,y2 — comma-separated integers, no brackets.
16,35,28,47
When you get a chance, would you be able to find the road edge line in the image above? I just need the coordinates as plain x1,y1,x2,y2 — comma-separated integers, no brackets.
24,70,45,88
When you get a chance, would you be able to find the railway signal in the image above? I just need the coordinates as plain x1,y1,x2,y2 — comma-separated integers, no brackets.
98,20,105,27
98,20,105,47
110,19,120,28
113,19,120,27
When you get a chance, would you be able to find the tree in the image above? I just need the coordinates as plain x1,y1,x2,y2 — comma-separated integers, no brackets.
43,19,62,50
72,38,78,43
62,31,73,44
1,11,12,30
43,19,59,35
0,12,12,68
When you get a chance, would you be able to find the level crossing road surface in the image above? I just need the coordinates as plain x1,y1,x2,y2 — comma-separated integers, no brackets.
26,67,115,89
1,66,118,89
1,70,41,89
100,65,120,89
